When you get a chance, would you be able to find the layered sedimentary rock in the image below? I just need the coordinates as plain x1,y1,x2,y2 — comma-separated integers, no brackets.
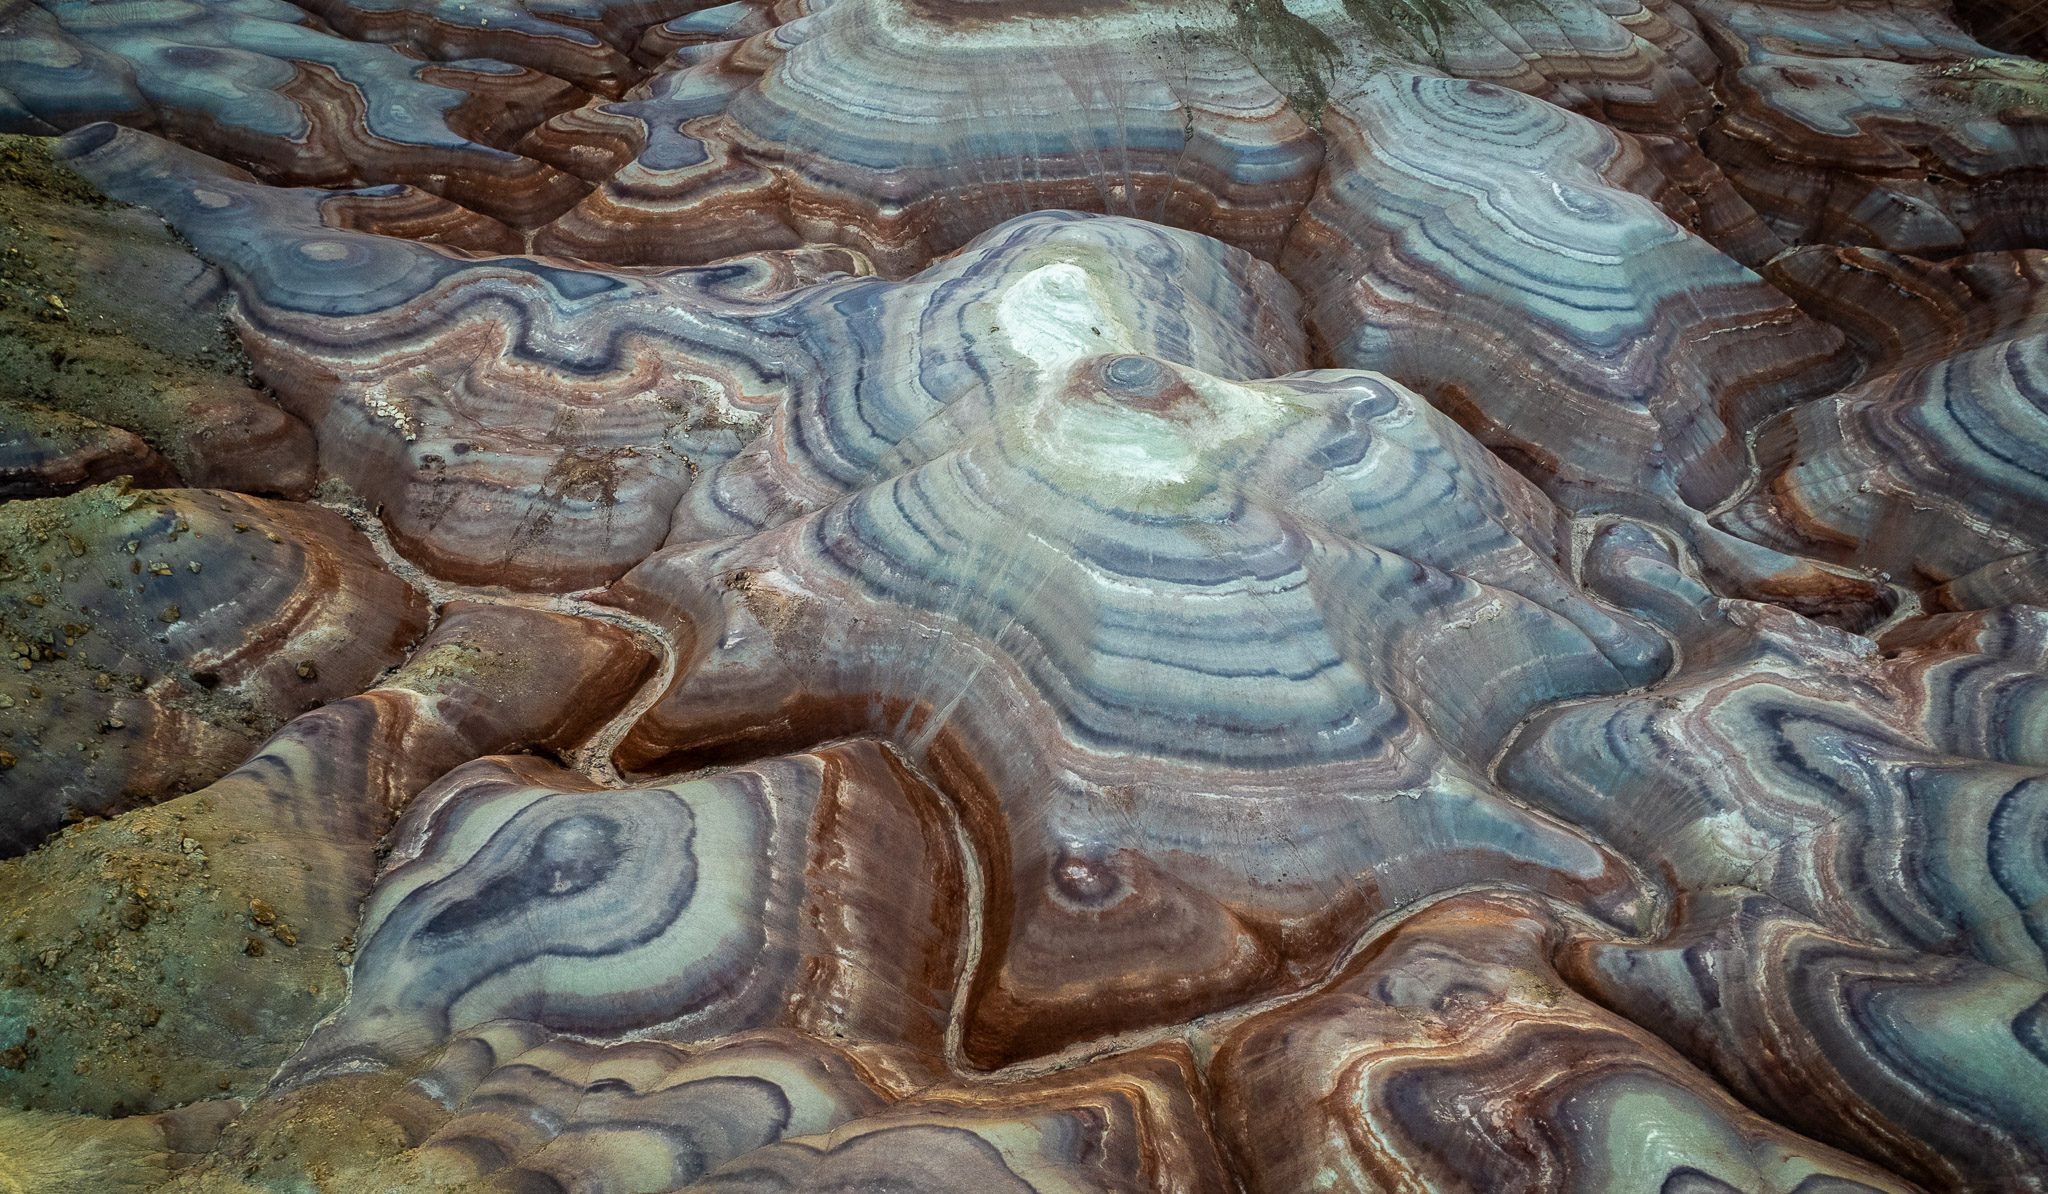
1212,891,1919,1194
3,0,2048,1181
0,482,427,854
61,124,871,590
402,1024,890,1193
1719,327,2048,594
1722,247,2048,601
0,133,314,499
1285,73,1835,513
1567,888,2048,1193
1763,245,2048,374
0,400,175,498
1281,71,1890,619
153,1021,1228,1192
606,223,1670,1064
287,0,703,98
0,1099,234,1191
0,603,651,1114
1693,0,2048,254
524,0,1731,275
0,0,588,226
1502,583,2048,982
281,737,962,1083
525,0,1325,272
678,1043,1230,1194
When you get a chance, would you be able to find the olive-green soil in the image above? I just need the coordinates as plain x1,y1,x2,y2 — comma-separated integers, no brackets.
0,135,314,499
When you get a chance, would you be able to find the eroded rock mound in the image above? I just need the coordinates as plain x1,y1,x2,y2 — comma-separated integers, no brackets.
0,0,2044,1189
0,482,427,854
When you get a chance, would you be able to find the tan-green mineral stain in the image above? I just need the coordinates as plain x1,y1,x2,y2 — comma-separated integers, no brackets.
0,135,312,500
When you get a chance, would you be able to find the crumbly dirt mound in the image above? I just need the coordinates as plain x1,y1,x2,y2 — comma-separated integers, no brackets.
0,136,312,499
0,800,348,1118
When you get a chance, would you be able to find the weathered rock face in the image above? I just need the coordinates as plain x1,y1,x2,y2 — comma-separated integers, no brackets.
1692,0,2048,255
0,602,651,1116
0,134,314,501
1212,892,1927,1194
602,228,1666,1062
0,482,428,854
0,0,591,226
281,738,963,1083
1284,72,1851,520
2,0,2048,1189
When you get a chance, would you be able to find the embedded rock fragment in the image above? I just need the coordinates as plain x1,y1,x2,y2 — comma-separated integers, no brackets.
0,603,651,1114
1211,891,1920,1194
0,482,428,855
609,278,1666,1063
0,0,589,227
281,737,962,1083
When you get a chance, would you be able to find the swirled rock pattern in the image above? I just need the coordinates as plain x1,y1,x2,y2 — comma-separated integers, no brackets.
287,0,701,98
608,274,1668,1063
1719,326,2048,595
1722,247,2048,603
5,0,2048,1187
1212,891,1919,1194
1692,0,2048,254
522,0,1737,275
282,737,961,1082
1566,887,2048,1193
1283,73,1870,594
0,481,427,855
60,124,872,589
0,0,588,226
1503,595,2048,982
403,1024,889,1194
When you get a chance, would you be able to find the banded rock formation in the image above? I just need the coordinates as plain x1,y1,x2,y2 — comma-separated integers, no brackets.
1722,247,2048,604
0,0,2043,1187
1283,71,1891,621
1568,887,2048,1192
1693,0,2048,254
605,256,1670,1063
524,0,1730,274
1212,891,1923,1194
281,738,963,1083
0,0,588,226
0,482,427,854
1506,547,2048,983
0,602,650,1114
